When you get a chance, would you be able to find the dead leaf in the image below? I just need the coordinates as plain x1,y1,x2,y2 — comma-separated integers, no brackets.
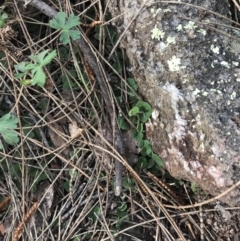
46,114,71,158
68,121,84,139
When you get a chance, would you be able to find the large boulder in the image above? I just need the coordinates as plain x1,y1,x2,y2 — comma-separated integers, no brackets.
105,0,240,205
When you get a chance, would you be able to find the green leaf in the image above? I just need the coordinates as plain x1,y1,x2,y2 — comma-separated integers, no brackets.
116,210,129,219
25,63,38,70
127,78,138,91
118,202,127,212
68,29,81,40
40,50,57,65
146,158,155,169
21,79,32,86
49,12,81,44
122,177,135,191
69,169,77,179
88,205,101,222
1,13,8,20
59,46,69,59
59,31,69,45
138,139,151,148
32,67,46,87
191,182,200,193
117,116,130,130
112,62,122,73
14,73,25,78
128,106,139,116
29,50,56,66
49,12,66,29
0,12,8,27
136,156,147,169
135,101,152,122
64,180,70,192
14,62,29,73
72,236,81,241
23,50,56,87
151,153,164,168
136,122,143,133
132,129,143,142
65,14,81,29
0,114,19,147
141,145,152,157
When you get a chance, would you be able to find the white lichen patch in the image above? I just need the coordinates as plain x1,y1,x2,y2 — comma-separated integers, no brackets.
163,8,171,13
151,8,162,17
232,61,239,66
151,26,165,40
183,78,189,84
197,29,206,35
237,78,240,82
193,88,201,96
167,55,184,72
230,91,236,100
210,44,220,54
202,91,208,96
152,109,160,120
184,21,197,30
176,24,183,31
166,36,176,45
220,61,230,68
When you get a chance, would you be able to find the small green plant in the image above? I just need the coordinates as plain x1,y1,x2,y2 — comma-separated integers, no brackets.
0,11,8,28
49,12,81,44
191,182,201,194
88,204,101,222
122,176,135,191
128,101,152,123
116,77,164,169
14,49,57,87
0,113,19,149
62,70,79,90
114,201,129,229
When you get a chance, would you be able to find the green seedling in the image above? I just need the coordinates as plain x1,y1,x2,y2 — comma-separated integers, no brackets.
88,204,101,222
129,101,152,123
115,201,129,229
0,113,19,149
127,78,138,91
117,116,130,130
191,182,201,194
0,12,8,28
122,177,135,191
49,12,81,44
14,49,57,87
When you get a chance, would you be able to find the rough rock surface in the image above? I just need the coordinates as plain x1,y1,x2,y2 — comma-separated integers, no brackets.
105,0,240,206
